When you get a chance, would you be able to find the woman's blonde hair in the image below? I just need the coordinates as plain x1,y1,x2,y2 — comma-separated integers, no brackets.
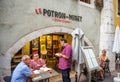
102,49,106,53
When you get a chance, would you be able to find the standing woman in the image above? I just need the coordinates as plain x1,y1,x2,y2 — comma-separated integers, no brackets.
55,38,72,82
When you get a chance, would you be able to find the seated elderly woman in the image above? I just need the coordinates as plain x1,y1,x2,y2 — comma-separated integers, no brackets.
30,54,46,71
98,49,108,79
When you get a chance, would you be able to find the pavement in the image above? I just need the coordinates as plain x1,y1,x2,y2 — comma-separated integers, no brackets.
49,70,120,82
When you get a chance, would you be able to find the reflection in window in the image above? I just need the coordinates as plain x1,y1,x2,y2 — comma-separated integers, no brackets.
118,0,120,15
80,0,90,4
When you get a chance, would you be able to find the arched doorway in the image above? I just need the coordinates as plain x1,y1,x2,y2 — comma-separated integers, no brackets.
11,32,73,71
5,26,93,75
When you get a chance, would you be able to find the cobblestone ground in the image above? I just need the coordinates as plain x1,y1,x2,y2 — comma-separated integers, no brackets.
49,70,118,82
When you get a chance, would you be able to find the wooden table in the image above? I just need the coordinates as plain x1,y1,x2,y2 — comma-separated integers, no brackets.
32,68,59,82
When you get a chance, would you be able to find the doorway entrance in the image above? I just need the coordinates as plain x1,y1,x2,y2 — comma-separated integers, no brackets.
11,33,72,72
7,26,93,75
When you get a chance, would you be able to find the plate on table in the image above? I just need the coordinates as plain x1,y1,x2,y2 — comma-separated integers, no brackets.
33,70,40,74
40,67,51,71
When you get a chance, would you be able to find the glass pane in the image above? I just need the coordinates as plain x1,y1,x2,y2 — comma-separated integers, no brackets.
22,42,30,55
40,36,47,55
87,58,94,69
47,35,52,49
88,49,95,57
53,35,59,55
92,58,99,67
32,38,38,54
82,47,99,70
118,0,120,15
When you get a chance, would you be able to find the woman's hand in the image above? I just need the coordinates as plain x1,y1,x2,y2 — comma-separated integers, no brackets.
30,68,34,71
43,64,46,68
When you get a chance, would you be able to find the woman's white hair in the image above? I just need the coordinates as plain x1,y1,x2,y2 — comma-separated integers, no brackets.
21,55,30,61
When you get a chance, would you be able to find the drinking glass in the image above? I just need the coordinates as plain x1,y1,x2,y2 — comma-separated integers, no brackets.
49,70,53,76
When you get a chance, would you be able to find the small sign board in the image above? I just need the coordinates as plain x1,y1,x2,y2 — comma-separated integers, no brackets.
81,46,99,71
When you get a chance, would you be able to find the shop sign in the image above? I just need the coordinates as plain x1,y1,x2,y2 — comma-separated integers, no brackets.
35,8,82,23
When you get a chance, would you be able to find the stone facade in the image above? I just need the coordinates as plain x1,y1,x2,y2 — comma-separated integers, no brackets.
0,0,101,81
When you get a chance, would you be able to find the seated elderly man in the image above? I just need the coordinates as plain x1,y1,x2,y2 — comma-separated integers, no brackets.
11,55,34,82
30,54,46,71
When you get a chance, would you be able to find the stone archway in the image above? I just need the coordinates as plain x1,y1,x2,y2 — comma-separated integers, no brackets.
7,26,93,57
7,26,74,57
2,26,93,78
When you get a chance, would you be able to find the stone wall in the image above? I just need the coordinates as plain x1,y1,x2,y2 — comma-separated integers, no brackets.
0,0,100,80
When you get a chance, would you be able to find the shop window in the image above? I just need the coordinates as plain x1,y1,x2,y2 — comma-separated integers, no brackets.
118,0,120,16
79,0,95,8
80,0,90,4
11,33,72,71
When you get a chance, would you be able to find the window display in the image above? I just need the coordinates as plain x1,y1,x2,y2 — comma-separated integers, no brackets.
11,33,72,71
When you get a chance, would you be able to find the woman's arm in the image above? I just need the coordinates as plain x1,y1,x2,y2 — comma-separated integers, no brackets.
104,55,108,61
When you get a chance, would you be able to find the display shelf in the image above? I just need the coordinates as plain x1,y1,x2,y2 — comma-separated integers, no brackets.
11,34,72,72
11,65,16,69
13,55,22,58
13,59,21,63
11,49,22,72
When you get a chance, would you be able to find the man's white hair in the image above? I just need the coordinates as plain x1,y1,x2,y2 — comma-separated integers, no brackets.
21,55,30,61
